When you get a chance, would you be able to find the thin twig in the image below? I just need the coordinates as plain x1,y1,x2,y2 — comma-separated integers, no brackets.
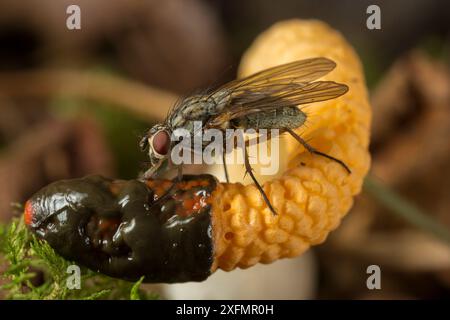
0,69,179,122
364,176,450,246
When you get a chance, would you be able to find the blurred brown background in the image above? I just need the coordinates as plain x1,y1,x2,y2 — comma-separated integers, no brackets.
0,0,449,299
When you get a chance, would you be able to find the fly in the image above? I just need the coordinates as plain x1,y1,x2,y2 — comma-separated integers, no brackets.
140,57,351,215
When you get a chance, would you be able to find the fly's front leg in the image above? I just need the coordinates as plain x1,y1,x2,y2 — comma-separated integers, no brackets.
145,161,183,210
284,127,351,174
141,159,165,180
243,139,277,215
152,165,182,208
165,150,184,182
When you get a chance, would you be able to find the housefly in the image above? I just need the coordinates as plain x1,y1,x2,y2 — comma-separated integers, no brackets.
140,57,351,215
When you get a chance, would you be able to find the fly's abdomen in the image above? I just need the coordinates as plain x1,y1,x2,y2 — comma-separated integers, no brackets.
232,106,306,129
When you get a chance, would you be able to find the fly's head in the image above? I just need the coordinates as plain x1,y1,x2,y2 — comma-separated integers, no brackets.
140,124,172,178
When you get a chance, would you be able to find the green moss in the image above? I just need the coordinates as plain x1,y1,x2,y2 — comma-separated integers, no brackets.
0,219,159,300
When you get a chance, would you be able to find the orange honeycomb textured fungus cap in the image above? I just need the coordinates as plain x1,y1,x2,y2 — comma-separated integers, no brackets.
211,20,372,272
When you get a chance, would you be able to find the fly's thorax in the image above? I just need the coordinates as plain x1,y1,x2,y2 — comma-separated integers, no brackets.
231,106,306,129
169,91,231,129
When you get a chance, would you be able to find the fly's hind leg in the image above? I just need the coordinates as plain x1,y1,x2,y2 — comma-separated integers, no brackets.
284,127,351,174
243,139,277,215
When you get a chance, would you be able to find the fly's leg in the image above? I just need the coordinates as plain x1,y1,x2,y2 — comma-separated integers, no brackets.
158,163,183,199
285,127,351,174
148,181,175,209
147,166,184,209
176,165,183,182
222,136,230,183
159,166,182,200
243,139,278,215
142,163,161,180
222,149,230,183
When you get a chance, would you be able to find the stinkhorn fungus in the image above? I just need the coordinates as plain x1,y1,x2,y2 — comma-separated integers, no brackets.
212,19,371,272
24,20,371,283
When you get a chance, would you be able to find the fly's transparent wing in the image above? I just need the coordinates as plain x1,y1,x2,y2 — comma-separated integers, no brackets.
207,80,348,127
203,57,347,127
166,57,338,124
223,57,337,92
166,57,348,129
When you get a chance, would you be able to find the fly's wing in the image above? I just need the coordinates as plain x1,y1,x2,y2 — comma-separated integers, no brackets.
206,81,348,127
224,57,337,91
205,58,348,127
206,59,348,127
166,57,339,125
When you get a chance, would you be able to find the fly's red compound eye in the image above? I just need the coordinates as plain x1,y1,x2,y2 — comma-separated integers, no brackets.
151,130,170,156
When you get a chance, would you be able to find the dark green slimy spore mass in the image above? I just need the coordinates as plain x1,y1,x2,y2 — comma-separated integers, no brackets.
25,175,217,283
